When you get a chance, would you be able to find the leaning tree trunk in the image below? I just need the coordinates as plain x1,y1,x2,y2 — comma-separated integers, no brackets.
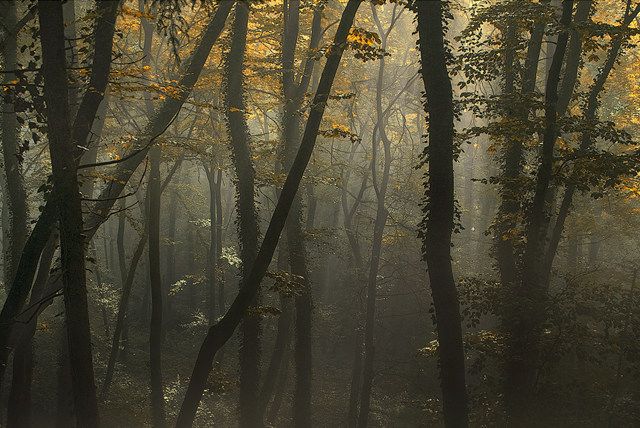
416,2,469,427
175,1,363,425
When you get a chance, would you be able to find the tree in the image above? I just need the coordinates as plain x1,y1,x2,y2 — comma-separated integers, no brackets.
37,1,120,424
416,1,469,427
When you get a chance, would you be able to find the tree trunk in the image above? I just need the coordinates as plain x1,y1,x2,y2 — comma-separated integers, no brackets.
357,7,394,423
416,2,469,427
38,2,112,424
175,2,362,425
6,232,57,427
224,4,262,426
101,235,147,398
148,146,166,428
280,3,324,423
0,0,29,294
506,1,573,421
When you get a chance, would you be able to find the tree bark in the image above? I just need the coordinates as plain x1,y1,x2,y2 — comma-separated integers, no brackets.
148,145,167,428
223,3,262,426
416,2,469,427
6,232,57,427
38,1,114,424
0,0,29,294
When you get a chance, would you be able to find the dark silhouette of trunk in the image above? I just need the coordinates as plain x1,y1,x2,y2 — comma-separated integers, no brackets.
557,0,592,117
175,2,362,425
505,1,573,421
1,1,29,294
347,333,363,427
101,235,147,398
1,2,32,422
356,6,395,425
7,232,58,427
416,2,469,427
139,9,166,424
204,164,221,324
38,1,120,424
0,0,120,388
164,176,180,327
256,295,294,421
266,343,291,425
101,157,181,399
224,4,262,426
148,145,167,428
280,1,324,425
55,326,74,428
117,200,127,284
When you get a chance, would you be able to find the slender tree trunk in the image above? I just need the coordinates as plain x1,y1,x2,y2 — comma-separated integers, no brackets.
205,165,219,323
101,235,147,399
357,9,394,423
148,145,166,427
175,2,362,425
416,2,469,427
347,333,363,427
267,337,292,425
256,295,294,421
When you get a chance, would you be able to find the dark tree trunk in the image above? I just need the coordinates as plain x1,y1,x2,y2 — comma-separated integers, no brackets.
224,4,262,426
7,233,57,427
347,333,363,427
416,2,469,427
280,1,324,425
256,295,294,421
148,146,167,428
38,1,117,424
101,235,147,398
0,0,29,294
357,7,394,424
506,1,574,421
175,2,362,425
205,164,220,323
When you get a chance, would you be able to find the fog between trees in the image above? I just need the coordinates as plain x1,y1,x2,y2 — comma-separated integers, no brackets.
1,0,639,427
